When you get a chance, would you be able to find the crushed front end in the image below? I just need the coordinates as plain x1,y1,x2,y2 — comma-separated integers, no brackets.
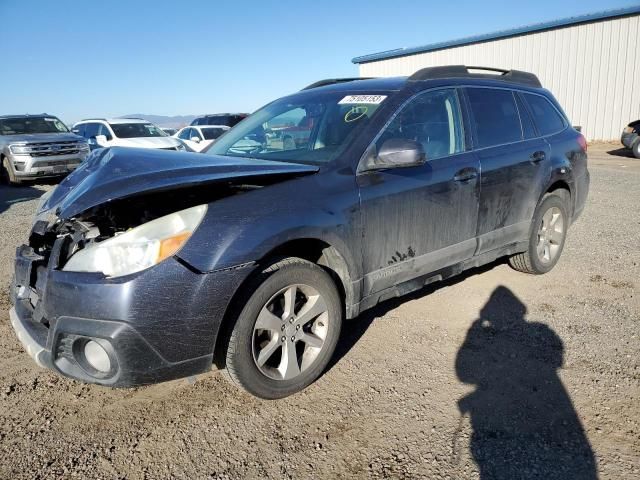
9,206,252,387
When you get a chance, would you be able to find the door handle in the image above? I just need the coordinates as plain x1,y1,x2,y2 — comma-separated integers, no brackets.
530,151,546,163
453,168,478,183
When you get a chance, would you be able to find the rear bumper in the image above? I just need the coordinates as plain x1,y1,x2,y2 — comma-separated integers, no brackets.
9,246,254,387
572,169,590,223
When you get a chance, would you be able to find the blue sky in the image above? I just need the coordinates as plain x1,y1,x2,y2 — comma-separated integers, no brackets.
0,0,636,123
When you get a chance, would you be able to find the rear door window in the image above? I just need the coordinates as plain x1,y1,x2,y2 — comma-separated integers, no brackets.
522,93,566,136
467,88,522,148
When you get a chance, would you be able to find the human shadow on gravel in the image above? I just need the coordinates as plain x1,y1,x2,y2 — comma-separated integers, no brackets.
455,286,597,479
327,261,502,373
0,184,44,215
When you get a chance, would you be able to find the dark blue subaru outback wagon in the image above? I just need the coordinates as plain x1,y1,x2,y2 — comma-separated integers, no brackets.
10,66,589,398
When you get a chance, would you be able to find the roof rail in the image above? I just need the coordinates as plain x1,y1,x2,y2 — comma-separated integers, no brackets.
302,77,374,90
408,65,542,88
79,118,108,122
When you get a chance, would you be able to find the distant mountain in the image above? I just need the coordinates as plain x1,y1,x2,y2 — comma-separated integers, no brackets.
119,114,198,128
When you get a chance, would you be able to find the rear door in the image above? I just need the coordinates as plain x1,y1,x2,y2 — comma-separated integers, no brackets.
465,87,551,254
357,88,480,296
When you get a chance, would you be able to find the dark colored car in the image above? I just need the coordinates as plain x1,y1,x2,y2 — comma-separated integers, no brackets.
621,120,640,158
190,113,248,128
10,65,589,399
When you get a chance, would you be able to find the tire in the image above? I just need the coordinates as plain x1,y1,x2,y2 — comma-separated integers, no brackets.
509,192,569,274
1,158,21,186
632,138,640,159
223,257,342,399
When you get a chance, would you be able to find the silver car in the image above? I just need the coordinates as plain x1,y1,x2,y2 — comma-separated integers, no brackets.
0,114,90,184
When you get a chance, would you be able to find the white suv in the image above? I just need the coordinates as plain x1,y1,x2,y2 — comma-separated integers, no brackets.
72,118,187,151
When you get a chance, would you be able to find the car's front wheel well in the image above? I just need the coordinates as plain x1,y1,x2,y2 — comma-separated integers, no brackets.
212,239,354,369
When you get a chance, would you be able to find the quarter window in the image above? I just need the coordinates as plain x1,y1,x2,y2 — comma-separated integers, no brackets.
515,93,537,139
467,88,522,148
376,88,464,160
523,93,566,136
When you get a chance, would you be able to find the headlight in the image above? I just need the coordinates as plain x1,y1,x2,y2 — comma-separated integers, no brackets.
175,143,186,151
63,204,207,277
9,144,30,154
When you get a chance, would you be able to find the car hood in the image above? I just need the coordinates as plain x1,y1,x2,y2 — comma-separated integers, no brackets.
2,132,84,144
110,136,181,148
41,147,318,219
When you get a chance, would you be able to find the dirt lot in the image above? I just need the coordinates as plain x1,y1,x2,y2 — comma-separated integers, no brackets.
0,144,638,479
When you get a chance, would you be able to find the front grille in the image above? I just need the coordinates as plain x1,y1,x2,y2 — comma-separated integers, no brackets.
33,159,82,167
27,141,84,157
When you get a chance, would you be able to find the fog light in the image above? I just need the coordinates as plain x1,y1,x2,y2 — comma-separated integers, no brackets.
83,340,111,373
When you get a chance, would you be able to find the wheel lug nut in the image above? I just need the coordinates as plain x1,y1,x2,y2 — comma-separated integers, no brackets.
291,336,295,342
281,336,286,342
289,317,294,324
281,325,285,331
295,325,300,330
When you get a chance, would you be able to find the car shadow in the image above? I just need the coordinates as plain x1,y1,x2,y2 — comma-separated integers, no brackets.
0,184,45,215
606,147,635,158
455,286,597,479
327,260,503,372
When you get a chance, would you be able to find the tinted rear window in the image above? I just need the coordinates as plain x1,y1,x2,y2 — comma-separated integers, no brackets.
523,93,566,136
467,88,522,148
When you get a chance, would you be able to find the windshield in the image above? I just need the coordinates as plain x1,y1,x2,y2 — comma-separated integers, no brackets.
201,127,228,140
203,92,388,165
110,123,167,139
0,116,69,135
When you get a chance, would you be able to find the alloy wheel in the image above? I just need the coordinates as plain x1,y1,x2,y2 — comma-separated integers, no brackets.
536,206,564,264
252,284,329,380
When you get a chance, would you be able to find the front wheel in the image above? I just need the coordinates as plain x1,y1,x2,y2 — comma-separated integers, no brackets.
509,192,568,274
223,257,342,399
1,158,21,185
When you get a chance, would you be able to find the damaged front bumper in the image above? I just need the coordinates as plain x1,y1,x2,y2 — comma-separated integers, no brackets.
9,243,254,387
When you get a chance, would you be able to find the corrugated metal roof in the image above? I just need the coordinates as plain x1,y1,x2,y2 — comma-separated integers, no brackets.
352,5,640,64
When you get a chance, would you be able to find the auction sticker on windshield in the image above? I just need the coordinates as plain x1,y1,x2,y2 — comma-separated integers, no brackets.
338,95,387,104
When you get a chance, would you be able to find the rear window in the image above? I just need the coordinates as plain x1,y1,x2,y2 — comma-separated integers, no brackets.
467,88,522,148
523,93,566,136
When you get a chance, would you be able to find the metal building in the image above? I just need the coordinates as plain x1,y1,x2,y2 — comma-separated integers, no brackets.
352,6,640,141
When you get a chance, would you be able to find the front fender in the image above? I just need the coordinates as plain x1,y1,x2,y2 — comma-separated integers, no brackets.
177,171,362,280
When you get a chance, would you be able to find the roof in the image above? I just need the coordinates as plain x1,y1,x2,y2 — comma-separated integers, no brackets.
299,76,407,92
353,5,640,64
0,114,50,119
77,118,150,124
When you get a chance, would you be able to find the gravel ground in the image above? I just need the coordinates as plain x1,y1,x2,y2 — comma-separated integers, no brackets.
0,144,638,479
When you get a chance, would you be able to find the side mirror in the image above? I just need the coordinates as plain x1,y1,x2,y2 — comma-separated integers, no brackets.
94,134,108,145
191,136,201,143
361,138,426,172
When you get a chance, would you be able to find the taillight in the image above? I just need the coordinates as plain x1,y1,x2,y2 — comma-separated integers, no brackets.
577,134,587,152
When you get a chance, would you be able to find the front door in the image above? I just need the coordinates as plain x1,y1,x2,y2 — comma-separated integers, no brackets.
357,88,480,296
